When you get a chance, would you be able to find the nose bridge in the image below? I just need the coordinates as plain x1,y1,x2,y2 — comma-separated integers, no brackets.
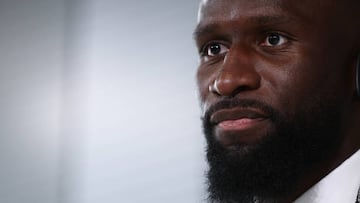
212,46,260,96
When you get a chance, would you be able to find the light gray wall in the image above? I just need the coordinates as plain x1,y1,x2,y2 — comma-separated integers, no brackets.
0,0,63,203
0,1,205,203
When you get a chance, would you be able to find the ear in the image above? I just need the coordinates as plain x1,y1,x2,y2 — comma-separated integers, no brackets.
356,53,360,98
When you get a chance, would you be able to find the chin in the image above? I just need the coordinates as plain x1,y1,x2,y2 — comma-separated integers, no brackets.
203,98,343,203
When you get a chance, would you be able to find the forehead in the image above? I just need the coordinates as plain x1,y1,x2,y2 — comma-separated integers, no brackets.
199,0,281,19
197,0,335,25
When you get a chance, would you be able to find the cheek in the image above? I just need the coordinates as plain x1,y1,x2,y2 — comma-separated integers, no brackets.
269,57,351,118
292,59,350,97
284,35,356,104
257,55,326,117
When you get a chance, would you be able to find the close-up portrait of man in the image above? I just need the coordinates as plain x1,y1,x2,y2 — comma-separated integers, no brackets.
194,0,360,202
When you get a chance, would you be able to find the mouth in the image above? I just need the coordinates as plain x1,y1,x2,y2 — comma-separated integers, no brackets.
210,107,272,146
211,107,269,126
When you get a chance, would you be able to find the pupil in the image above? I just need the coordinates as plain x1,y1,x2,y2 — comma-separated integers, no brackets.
210,44,221,55
268,34,280,45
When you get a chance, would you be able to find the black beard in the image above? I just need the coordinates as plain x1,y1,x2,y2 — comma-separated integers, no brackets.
203,98,343,203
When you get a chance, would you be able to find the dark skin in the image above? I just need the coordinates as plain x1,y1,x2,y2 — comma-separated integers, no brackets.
195,0,360,202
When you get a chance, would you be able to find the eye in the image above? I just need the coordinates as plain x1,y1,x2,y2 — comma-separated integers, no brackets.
203,43,229,57
261,33,288,47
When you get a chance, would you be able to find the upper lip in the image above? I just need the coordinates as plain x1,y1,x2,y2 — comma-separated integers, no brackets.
210,107,269,124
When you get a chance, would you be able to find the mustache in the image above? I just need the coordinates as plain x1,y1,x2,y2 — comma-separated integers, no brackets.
202,98,277,123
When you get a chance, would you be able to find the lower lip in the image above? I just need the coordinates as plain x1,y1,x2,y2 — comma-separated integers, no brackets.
215,118,270,146
218,118,265,131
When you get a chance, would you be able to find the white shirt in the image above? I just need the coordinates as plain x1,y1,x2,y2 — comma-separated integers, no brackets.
294,150,360,203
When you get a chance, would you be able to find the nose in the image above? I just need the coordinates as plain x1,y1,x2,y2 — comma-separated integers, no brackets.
209,49,261,97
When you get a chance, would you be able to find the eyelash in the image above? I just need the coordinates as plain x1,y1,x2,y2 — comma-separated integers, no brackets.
259,32,292,48
200,41,229,57
199,32,294,58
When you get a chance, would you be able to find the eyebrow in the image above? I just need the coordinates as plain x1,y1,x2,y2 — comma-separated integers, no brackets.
193,15,295,40
193,23,221,40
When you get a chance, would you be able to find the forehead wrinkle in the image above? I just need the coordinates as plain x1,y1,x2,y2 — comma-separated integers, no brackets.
248,15,295,26
197,0,301,28
197,0,329,28
194,15,295,41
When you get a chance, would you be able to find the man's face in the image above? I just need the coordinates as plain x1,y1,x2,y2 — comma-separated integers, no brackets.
195,0,356,202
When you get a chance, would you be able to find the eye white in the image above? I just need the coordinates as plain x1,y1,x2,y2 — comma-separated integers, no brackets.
263,34,288,46
206,43,229,56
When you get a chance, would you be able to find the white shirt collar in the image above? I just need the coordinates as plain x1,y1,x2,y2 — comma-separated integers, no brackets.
294,149,360,203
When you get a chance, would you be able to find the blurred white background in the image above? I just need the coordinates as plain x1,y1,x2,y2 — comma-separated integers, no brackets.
0,0,206,203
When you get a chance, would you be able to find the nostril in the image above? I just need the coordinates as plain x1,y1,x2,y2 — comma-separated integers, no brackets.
210,71,261,97
211,76,239,96
209,80,221,96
